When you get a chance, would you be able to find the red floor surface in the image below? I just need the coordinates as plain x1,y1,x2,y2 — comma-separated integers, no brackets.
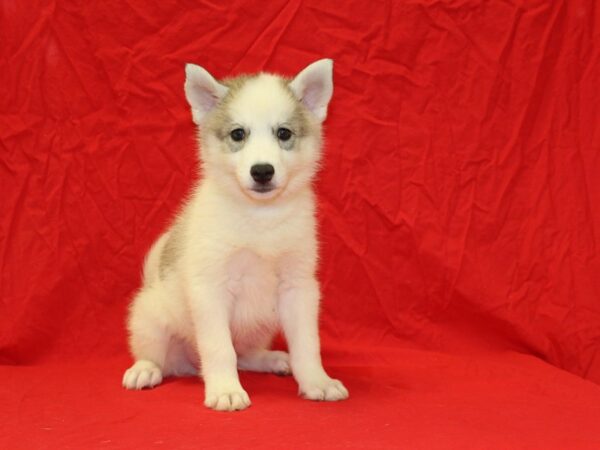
3,350,600,449
2,1,600,448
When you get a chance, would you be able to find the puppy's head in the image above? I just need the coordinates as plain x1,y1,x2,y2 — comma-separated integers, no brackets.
184,60,333,202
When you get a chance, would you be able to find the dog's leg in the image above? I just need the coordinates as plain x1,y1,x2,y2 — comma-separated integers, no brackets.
237,349,291,375
122,288,170,390
190,281,251,412
278,277,349,401
122,324,168,390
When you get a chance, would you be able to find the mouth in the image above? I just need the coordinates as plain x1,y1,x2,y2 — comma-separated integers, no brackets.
250,184,276,194
246,182,282,200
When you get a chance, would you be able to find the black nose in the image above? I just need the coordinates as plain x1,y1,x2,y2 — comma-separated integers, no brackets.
250,164,275,184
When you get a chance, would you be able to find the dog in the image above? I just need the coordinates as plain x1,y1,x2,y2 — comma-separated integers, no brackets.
122,59,348,411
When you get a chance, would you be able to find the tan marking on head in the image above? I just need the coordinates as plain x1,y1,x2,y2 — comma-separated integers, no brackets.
202,74,257,141
278,77,313,137
199,72,317,152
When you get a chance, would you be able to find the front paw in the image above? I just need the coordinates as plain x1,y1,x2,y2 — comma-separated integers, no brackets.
300,376,349,401
204,383,251,411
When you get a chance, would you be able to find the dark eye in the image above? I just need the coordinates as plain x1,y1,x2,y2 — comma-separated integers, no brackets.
277,127,292,141
230,128,245,142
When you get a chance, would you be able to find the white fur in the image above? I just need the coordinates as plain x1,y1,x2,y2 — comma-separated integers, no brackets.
123,59,348,411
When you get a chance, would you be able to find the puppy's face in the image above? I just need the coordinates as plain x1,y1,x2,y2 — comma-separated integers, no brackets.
184,60,333,202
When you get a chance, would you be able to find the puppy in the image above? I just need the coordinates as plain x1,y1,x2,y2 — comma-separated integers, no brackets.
122,59,348,411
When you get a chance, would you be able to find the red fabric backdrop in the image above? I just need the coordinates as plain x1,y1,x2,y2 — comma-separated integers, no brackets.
2,0,600,448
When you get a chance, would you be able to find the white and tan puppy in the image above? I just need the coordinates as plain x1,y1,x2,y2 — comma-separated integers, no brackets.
122,59,348,411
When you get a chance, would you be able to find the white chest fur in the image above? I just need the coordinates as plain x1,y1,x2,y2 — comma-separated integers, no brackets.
225,249,280,351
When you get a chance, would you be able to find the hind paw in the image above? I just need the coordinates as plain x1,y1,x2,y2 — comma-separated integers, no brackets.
238,350,291,375
268,351,291,376
122,360,163,390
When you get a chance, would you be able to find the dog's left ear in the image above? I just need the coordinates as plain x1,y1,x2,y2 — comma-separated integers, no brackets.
289,59,333,122
184,64,229,125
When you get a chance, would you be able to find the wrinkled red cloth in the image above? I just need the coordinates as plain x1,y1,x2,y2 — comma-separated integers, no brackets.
1,0,600,448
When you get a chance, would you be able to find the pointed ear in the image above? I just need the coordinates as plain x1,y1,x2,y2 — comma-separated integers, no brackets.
289,59,334,122
184,64,228,124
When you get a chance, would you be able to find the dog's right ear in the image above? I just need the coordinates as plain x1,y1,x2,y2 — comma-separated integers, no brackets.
184,64,228,125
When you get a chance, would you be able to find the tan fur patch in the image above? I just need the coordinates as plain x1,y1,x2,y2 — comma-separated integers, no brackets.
159,227,181,278
201,73,314,144
203,75,255,141
278,77,312,137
